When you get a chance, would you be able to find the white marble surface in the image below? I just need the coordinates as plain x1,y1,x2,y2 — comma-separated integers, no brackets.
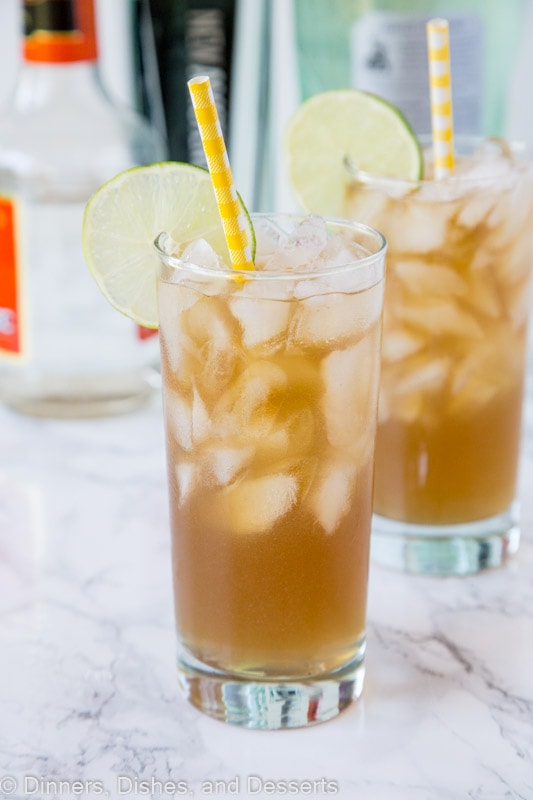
0,383,532,800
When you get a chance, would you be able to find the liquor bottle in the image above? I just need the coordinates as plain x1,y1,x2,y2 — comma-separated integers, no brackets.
292,0,527,139
148,0,189,162
130,0,168,149
0,0,167,417
148,0,236,164
184,0,236,167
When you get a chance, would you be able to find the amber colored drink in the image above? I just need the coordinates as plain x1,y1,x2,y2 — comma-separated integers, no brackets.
345,138,533,572
155,214,386,727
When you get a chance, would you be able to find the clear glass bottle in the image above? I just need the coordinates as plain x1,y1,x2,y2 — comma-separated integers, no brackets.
0,0,167,417
293,0,528,139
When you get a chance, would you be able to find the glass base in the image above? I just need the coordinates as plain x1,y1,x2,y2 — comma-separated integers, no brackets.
0,367,160,418
371,505,520,576
176,647,366,729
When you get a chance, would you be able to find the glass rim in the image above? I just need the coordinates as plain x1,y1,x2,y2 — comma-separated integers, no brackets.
154,213,387,284
345,134,532,190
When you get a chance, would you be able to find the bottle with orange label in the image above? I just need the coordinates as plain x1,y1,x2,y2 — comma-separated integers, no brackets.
0,0,166,417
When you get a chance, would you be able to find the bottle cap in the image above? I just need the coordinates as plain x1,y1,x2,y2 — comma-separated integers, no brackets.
23,0,98,63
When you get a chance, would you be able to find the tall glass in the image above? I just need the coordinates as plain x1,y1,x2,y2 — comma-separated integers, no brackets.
345,137,533,575
154,214,386,729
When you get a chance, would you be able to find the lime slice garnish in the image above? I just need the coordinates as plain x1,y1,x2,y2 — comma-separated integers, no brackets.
82,161,255,329
284,89,423,217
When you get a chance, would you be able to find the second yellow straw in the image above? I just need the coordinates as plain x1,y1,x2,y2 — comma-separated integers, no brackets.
188,75,254,271
427,19,455,179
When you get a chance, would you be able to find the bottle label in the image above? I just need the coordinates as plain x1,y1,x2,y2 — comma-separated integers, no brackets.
137,325,158,341
23,0,97,63
351,11,484,135
186,7,231,167
0,198,27,362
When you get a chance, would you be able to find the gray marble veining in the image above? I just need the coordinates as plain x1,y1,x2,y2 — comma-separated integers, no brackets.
0,388,532,800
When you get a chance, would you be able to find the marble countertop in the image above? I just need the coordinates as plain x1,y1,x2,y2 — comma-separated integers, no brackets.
1,381,532,800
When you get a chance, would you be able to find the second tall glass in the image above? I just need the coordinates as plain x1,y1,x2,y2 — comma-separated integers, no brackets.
345,137,533,575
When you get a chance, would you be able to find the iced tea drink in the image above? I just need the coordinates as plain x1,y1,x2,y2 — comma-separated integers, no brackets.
155,214,386,728
345,138,533,574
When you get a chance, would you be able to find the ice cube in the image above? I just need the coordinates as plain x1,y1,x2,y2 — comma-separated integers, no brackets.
377,390,391,424
255,426,290,463
492,233,533,286
307,457,357,535
448,331,523,414
393,259,467,298
487,172,533,240
292,215,329,253
319,231,370,267
190,385,210,443
254,218,286,257
507,167,533,228
164,385,210,451
501,275,531,330
289,283,382,351
229,273,294,303
181,237,224,269
229,295,291,351
450,379,500,415
214,473,298,535
392,356,451,397
183,295,234,346
157,283,201,377
382,354,450,423
205,444,254,486
181,295,241,397
320,336,380,459
455,189,499,229
292,277,330,300
157,282,200,328
395,298,484,340
463,269,502,319
157,231,179,257
381,382,424,424
175,461,196,505
310,233,383,295
343,183,390,226
260,215,330,273
262,246,308,272
211,360,288,438
381,329,424,363
470,248,493,272
386,198,453,255
159,333,198,390
255,407,316,466
164,390,193,451
472,137,513,163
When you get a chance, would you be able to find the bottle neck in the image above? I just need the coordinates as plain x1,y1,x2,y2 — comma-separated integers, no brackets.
13,61,107,116
22,0,98,65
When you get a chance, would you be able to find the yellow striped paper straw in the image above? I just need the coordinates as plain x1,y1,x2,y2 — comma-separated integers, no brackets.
426,19,455,179
188,75,254,271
